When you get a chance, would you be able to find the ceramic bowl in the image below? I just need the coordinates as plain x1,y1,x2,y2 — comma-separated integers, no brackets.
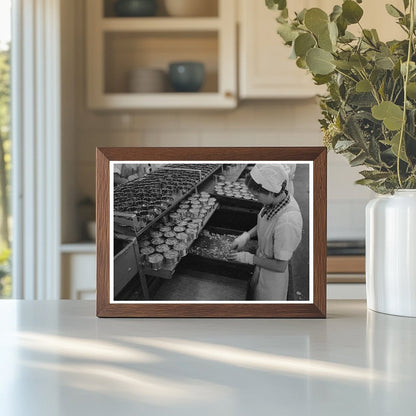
114,0,158,17
128,68,167,93
168,61,205,92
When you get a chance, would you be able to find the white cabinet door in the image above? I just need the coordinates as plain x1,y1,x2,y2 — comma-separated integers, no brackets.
62,253,96,300
238,0,404,99
239,0,326,99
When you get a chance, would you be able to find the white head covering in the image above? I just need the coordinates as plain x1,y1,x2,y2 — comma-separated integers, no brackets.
250,164,289,194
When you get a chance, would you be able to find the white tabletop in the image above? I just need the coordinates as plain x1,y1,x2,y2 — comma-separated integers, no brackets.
0,300,415,416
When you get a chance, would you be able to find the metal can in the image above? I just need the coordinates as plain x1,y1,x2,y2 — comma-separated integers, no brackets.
151,237,164,246
176,232,188,243
148,253,164,270
140,246,155,263
186,228,197,241
164,250,179,268
156,244,170,254
150,230,163,239
173,242,187,257
166,238,178,247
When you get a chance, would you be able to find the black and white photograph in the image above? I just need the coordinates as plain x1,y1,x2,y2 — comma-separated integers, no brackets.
111,161,312,303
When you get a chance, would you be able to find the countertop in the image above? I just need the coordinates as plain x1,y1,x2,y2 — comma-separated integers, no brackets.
0,300,415,415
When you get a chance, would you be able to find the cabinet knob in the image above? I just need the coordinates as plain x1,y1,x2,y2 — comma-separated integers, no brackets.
225,91,234,99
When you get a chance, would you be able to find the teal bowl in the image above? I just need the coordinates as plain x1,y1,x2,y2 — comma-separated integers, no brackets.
168,62,205,93
114,0,158,17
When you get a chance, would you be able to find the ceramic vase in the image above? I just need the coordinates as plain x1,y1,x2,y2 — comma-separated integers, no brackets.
366,190,416,317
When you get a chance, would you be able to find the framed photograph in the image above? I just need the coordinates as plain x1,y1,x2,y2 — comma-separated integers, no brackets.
96,147,327,317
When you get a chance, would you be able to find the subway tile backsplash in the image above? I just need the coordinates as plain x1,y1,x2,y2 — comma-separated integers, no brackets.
75,100,372,240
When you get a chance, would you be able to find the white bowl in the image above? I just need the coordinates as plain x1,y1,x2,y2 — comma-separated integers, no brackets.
128,68,167,93
164,0,217,17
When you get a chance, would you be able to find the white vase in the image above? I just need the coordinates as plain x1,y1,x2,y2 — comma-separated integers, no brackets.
366,190,416,317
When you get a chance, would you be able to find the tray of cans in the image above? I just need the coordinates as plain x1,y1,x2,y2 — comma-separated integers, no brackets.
212,177,262,211
188,228,258,263
183,227,257,279
113,164,221,236
137,192,219,279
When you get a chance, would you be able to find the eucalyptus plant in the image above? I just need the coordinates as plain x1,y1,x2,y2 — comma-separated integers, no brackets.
266,0,416,193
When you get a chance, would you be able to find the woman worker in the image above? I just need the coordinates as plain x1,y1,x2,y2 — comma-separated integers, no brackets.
227,164,303,300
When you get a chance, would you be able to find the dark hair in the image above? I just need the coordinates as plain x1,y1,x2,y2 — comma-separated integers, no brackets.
245,173,287,197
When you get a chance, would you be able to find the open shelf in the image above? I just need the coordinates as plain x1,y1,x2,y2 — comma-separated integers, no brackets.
104,31,219,94
101,17,221,31
86,0,236,109
103,0,219,19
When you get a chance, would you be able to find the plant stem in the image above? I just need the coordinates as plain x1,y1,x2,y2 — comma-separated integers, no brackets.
397,0,415,188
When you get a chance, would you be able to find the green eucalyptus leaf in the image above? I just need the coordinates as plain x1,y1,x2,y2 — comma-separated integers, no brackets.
401,61,416,76
371,29,380,43
399,14,411,29
355,178,377,186
328,21,338,44
296,8,307,23
385,4,404,18
360,170,391,180
350,152,368,167
369,136,382,163
306,48,335,75
333,60,353,70
330,5,343,22
389,132,409,162
281,7,289,19
350,54,368,70
276,14,288,24
378,78,386,100
304,8,329,35
294,33,316,58
296,57,308,69
277,23,299,43
356,79,372,92
336,15,348,36
318,27,334,52
342,0,364,24
375,55,395,70
339,31,356,43
407,82,416,99
334,139,355,151
372,101,404,130
363,29,376,45
313,74,332,85
266,0,287,11
403,0,409,10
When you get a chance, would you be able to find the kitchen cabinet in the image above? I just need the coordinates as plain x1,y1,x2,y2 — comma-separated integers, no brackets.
61,245,96,300
238,0,326,99
238,0,404,99
86,0,237,109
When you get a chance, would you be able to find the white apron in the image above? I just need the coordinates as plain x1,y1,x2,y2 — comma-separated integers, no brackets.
253,198,302,300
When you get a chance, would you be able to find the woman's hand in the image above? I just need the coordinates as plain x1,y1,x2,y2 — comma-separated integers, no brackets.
230,231,251,251
227,251,254,265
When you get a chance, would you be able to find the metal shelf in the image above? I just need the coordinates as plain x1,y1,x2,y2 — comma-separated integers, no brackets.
114,165,221,238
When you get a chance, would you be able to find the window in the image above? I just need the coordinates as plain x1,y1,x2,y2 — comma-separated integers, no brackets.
0,0,11,298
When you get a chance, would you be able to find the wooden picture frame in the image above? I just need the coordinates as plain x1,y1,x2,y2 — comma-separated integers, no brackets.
96,147,327,317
